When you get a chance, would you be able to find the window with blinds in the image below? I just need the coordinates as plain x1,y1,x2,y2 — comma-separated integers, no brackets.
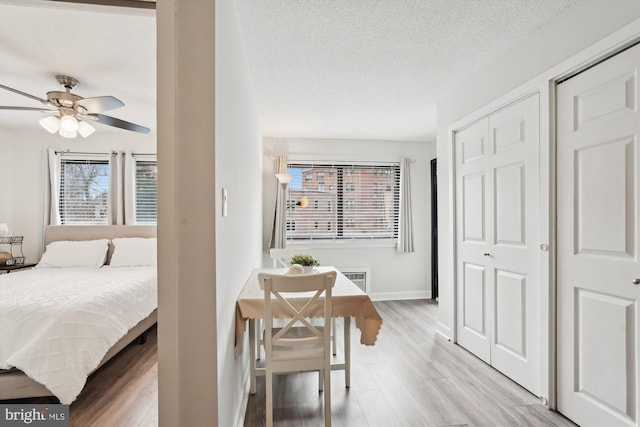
135,160,157,224
59,156,110,225
286,162,400,241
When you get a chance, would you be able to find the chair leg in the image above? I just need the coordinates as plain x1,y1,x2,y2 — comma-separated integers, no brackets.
266,369,273,427
344,316,351,388
257,319,263,360
331,318,337,356
249,319,257,394
324,366,331,426
318,370,324,391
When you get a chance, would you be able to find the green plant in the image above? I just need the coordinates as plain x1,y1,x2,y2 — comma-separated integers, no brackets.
289,254,320,267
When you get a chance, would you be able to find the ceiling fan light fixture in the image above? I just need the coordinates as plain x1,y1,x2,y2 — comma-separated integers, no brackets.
60,114,79,132
78,120,96,138
1,76,150,137
39,116,60,134
59,128,77,139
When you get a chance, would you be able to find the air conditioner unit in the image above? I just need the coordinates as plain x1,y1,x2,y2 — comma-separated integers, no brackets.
337,267,370,293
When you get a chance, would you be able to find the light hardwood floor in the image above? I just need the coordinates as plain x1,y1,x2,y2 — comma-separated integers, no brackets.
68,325,158,427
3,326,159,427
244,300,577,427
7,301,577,426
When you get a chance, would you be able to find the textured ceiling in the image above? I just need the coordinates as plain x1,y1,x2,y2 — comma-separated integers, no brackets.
0,0,577,141
235,0,576,141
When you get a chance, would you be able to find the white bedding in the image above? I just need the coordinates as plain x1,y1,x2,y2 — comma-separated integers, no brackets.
0,266,157,404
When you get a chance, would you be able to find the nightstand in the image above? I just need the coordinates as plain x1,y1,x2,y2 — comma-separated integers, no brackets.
0,263,37,274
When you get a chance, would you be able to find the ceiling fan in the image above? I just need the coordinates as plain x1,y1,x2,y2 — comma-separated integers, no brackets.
0,75,150,138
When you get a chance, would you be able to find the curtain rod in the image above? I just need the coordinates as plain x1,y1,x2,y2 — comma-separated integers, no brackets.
287,159,406,166
276,156,414,164
56,150,112,156
121,152,156,157
56,150,156,157
267,155,417,164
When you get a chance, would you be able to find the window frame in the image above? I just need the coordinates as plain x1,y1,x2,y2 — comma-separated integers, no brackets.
284,160,400,246
133,154,158,225
58,153,112,225
55,151,158,226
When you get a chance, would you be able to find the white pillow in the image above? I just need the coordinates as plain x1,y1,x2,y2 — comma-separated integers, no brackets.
109,237,157,267
37,239,109,268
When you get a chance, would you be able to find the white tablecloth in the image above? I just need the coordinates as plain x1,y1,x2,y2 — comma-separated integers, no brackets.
235,266,382,350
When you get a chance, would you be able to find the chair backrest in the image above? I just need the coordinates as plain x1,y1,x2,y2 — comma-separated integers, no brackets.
269,248,315,268
259,271,336,353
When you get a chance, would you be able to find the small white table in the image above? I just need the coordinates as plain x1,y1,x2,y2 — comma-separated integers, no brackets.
235,266,382,394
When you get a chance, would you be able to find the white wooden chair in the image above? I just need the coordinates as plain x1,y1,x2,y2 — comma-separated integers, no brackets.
269,248,314,269
259,271,336,427
269,248,338,355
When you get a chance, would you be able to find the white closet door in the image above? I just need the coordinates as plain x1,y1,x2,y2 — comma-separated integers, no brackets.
456,94,540,395
456,117,492,363
557,44,640,427
487,96,540,394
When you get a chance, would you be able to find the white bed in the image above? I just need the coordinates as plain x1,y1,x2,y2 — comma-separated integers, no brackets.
0,225,157,404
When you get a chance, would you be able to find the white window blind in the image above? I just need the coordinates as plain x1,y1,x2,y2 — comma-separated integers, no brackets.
286,162,400,241
59,155,110,225
135,159,157,224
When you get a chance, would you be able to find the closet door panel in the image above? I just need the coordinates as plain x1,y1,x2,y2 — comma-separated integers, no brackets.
488,94,540,395
456,117,492,363
494,162,526,246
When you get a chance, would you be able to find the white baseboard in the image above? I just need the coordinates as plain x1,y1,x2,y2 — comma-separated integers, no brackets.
435,321,452,341
369,290,431,301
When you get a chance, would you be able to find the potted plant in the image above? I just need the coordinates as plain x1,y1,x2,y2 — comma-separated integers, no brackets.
289,254,320,273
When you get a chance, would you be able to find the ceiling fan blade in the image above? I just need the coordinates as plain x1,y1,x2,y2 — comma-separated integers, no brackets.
0,84,48,105
0,106,56,112
48,0,156,10
75,96,124,114
85,113,150,134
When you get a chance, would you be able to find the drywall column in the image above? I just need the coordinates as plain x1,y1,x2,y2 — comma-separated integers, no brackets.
157,1,217,426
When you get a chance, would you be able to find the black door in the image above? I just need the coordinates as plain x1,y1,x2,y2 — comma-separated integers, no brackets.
430,158,438,300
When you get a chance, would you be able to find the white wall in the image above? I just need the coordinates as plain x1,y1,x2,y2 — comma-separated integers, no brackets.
436,1,640,338
0,128,10,225
0,129,155,262
215,1,263,426
263,137,435,300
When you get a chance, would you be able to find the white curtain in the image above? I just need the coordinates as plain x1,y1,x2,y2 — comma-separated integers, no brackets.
109,151,125,225
398,157,415,253
46,148,61,226
269,155,288,249
123,151,136,224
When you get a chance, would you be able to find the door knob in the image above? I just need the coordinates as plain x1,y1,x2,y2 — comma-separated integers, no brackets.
483,253,491,257
633,278,640,285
